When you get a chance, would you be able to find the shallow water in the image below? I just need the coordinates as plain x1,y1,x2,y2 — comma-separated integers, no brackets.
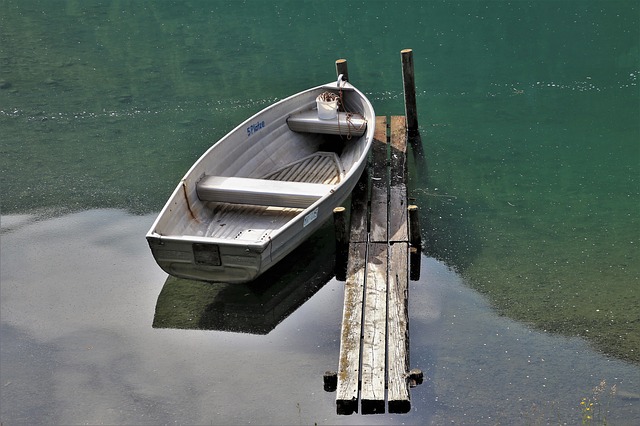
1,210,638,424
1,0,639,423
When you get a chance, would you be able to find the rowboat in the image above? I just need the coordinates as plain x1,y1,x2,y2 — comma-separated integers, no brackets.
146,76,375,283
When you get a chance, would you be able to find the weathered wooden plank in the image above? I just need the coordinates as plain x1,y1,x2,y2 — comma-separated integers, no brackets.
369,183,388,243
370,116,388,243
336,242,367,415
371,116,388,184
348,164,369,244
371,116,388,179
388,186,408,243
389,116,408,243
390,116,407,151
369,115,391,410
387,242,411,413
373,116,388,147
389,116,407,187
360,242,388,414
388,116,411,413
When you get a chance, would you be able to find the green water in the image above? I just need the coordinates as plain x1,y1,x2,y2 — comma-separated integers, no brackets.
414,86,639,362
1,0,638,419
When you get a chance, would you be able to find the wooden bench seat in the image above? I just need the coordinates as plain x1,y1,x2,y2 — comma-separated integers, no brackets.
287,110,367,137
196,176,333,208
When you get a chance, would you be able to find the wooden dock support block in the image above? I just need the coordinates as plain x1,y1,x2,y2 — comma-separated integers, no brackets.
333,207,348,281
387,241,411,413
360,242,388,414
408,205,421,249
324,371,338,392
333,207,348,246
410,246,421,281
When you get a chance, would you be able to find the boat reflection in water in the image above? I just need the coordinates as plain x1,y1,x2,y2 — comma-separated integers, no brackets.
153,222,336,334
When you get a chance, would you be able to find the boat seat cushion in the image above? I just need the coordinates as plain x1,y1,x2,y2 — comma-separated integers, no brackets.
287,110,366,137
196,176,333,208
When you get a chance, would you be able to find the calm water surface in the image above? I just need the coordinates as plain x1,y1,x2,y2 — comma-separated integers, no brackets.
1,1,638,424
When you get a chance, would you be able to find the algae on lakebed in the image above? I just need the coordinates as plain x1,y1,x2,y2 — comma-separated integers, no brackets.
416,88,639,363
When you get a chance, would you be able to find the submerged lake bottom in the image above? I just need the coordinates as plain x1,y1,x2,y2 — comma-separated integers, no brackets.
1,209,638,424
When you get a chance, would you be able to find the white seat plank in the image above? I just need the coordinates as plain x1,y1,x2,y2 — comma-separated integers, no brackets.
196,176,332,208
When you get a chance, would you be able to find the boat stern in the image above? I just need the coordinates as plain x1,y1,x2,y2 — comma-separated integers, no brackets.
146,234,264,283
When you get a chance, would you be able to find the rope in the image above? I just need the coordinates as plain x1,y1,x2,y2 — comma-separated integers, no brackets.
346,112,367,140
335,82,366,140
318,84,367,140
317,91,339,103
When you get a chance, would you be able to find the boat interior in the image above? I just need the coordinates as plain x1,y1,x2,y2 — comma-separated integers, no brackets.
200,150,344,240
153,83,371,243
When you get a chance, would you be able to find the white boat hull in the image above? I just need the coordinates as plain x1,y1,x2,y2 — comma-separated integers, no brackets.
146,81,375,283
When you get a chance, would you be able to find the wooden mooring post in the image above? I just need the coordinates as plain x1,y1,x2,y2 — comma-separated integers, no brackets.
335,58,349,82
334,115,419,415
401,49,419,135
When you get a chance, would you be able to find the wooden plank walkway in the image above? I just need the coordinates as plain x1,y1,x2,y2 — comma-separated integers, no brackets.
336,116,411,415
